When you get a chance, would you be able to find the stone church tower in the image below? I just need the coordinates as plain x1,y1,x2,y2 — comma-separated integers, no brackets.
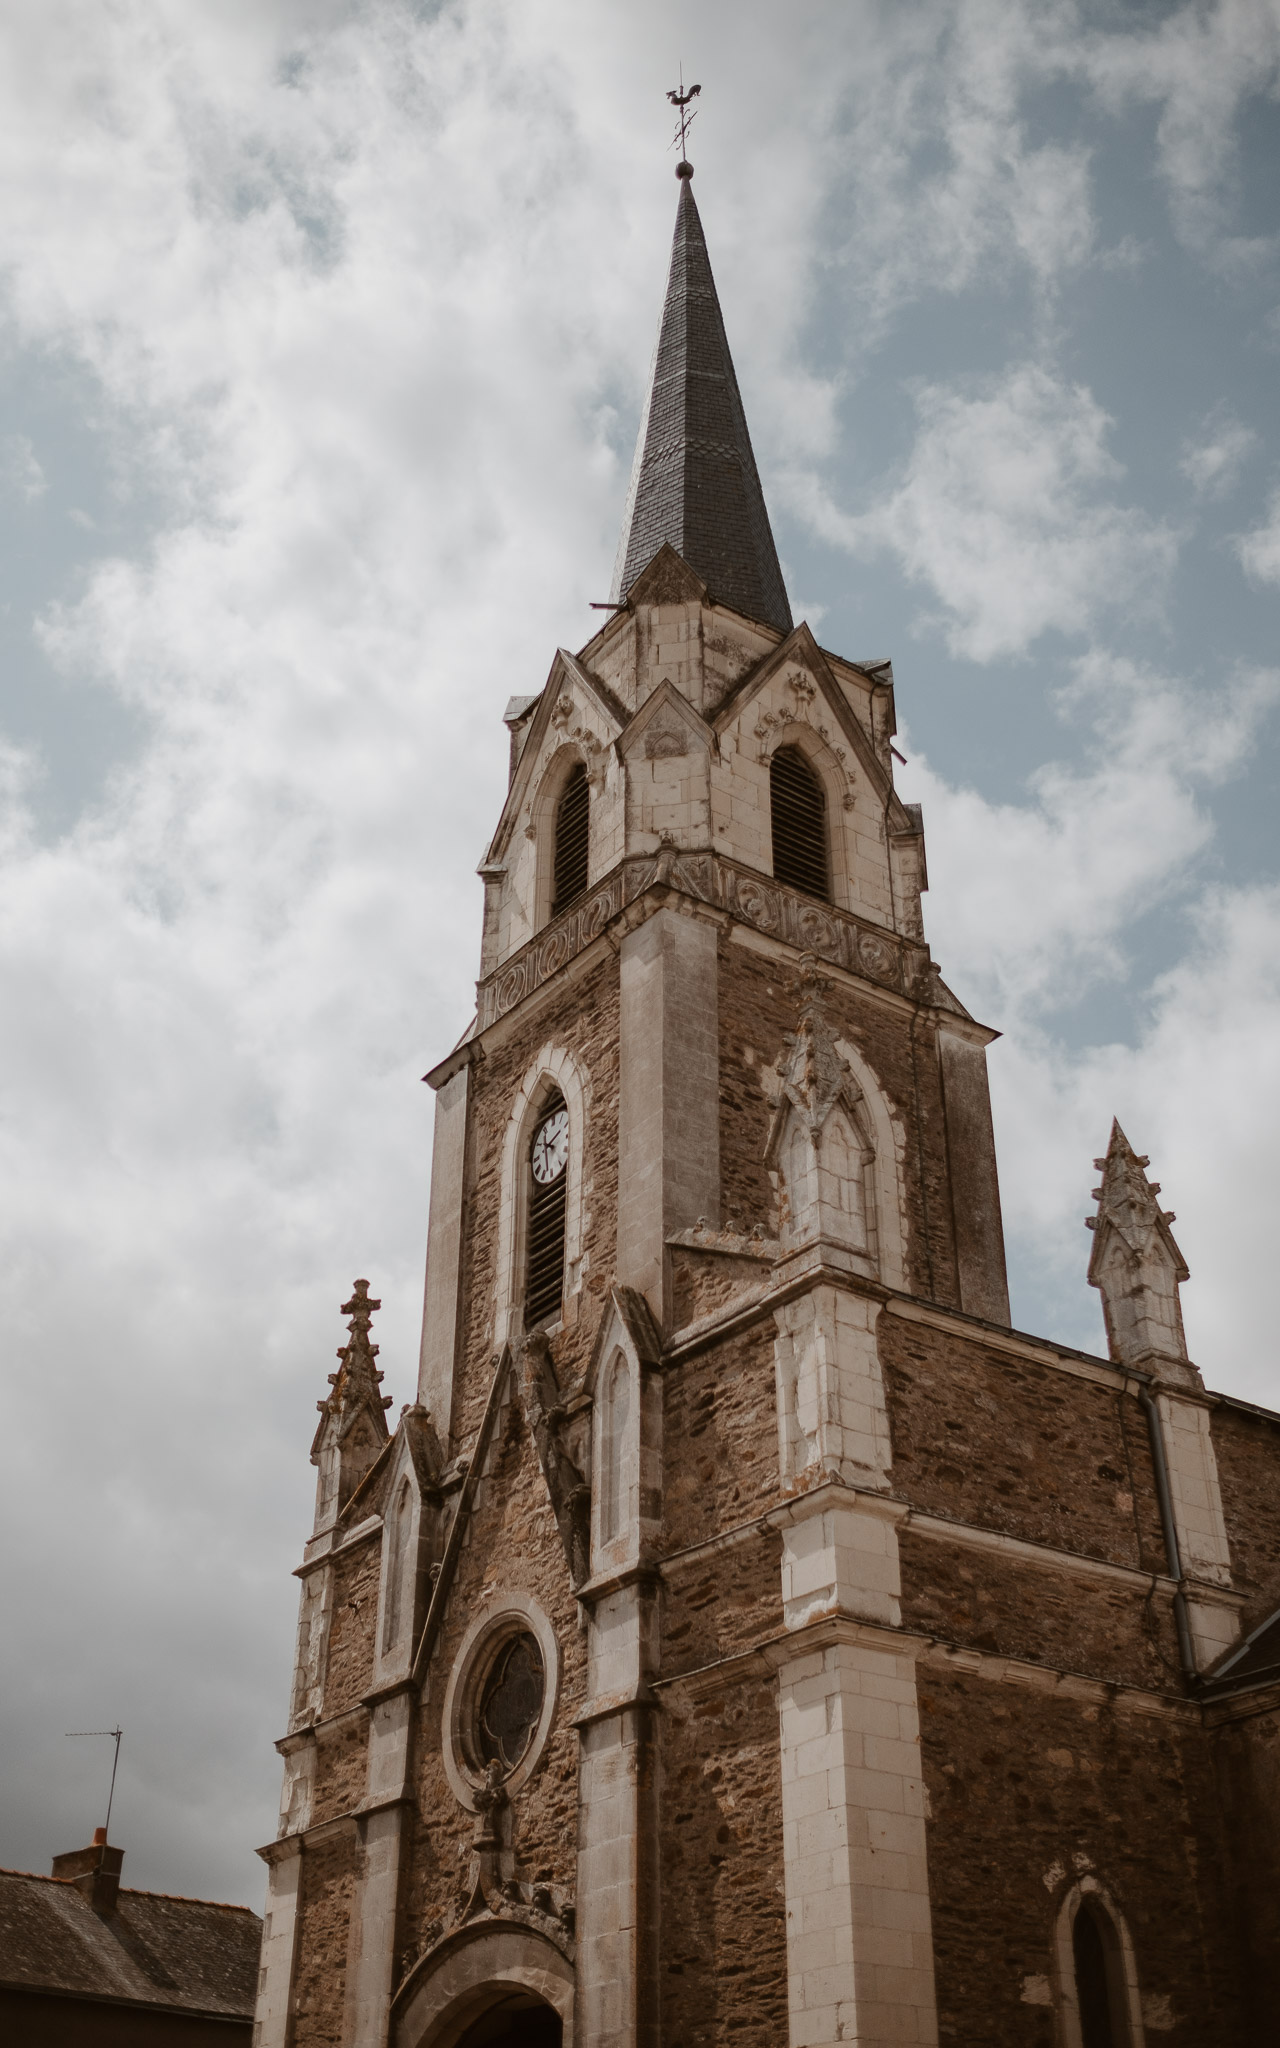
254,170,1280,2048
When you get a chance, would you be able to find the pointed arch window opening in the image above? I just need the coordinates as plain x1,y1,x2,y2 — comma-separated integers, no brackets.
552,763,590,918
770,745,830,902
1072,1898,1130,2048
525,1089,569,1328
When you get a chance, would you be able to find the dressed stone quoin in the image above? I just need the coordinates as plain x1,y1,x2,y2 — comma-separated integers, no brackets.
254,163,1280,2048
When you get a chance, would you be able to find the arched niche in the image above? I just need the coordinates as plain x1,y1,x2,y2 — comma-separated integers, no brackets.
394,1922,574,2048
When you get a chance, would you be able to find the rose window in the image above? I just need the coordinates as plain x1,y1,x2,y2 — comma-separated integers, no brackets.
476,1632,545,1774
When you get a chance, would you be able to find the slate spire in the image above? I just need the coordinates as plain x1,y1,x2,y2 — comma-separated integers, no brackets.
611,169,793,634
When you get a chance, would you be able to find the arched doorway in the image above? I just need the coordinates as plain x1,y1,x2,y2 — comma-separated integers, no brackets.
454,1991,562,2046
392,1921,574,2048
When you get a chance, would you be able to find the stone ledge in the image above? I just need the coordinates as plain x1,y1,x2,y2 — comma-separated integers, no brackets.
654,1615,1200,1721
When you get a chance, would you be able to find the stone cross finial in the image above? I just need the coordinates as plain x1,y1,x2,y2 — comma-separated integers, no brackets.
1086,1121,1197,1388
340,1277,381,1348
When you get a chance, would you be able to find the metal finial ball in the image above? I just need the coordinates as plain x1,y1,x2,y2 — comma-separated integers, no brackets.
676,160,694,179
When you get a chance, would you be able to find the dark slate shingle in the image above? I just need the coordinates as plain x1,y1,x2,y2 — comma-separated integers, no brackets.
611,174,793,636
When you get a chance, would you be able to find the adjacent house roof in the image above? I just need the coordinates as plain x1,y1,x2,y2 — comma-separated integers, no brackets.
610,170,793,636
0,1867,261,2022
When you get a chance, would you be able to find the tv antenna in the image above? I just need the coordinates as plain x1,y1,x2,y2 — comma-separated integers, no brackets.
667,67,701,169
65,1726,124,1839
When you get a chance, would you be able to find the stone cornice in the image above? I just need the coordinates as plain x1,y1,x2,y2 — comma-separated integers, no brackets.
475,849,947,1033
654,1490,1177,1603
654,1614,1200,1721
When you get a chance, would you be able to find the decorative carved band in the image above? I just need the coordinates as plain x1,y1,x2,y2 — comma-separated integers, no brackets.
477,853,931,1030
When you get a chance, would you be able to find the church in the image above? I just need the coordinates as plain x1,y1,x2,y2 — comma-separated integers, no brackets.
251,163,1280,2048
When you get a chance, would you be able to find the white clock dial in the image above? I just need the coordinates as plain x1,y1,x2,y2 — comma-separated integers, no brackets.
531,1108,569,1185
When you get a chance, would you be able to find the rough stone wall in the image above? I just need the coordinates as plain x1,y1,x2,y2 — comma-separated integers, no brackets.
310,1720,371,1830
918,1670,1247,2045
1210,1705,1280,2032
716,942,960,1305
322,1540,381,1719
657,1673,789,2048
400,1398,586,1949
881,1316,1168,1570
291,1835,357,2048
1207,1402,1280,1631
669,1246,771,1333
900,1537,1181,1690
662,1530,784,1680
663,1326,779,1554
452,953,620,1449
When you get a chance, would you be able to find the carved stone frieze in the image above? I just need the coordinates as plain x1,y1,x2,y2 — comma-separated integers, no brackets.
477,853,933,1029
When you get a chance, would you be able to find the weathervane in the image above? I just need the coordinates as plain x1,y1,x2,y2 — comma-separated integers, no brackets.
667,67,701,173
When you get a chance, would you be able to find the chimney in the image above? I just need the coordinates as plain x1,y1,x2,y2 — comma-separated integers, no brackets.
52,1827,124,1913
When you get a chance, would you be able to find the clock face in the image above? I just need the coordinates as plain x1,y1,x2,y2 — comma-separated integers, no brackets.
531,1108,569,1185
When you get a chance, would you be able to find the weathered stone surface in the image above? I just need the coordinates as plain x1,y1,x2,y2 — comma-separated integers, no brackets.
918,1671,1248,2046
657,1675,789,2048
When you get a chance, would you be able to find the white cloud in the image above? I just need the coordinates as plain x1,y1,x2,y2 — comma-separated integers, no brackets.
1180,407,1258,497
900,666,1280,1396
902,654,1279,1020
2,431,45,498
1079,0,1280,265
807,364,1177,661
1238,485,1280,582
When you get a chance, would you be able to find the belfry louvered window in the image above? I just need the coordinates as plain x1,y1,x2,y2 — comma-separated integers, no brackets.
525,1090,569,1328
770,746,829,901
552,763,590,916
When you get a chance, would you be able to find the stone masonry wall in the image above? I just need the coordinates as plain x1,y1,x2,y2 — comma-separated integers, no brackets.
900,1536,1182,1690
400,1398,586,1954
657,1672,789,2048
662,1530,784,1680
880,1314,1169,1572
663,1325,780,1555
1207,1401,1280,1632
716,941,960,1306
291,1834,358,2048
1210,1703,1280,2033
322,1539,381,1718
452,952,620,1449
310,1719,370,1830
918,1668,1248,2045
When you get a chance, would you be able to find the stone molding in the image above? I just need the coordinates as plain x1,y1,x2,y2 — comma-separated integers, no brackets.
654,1493,1182,1602
476,850,936,1030
391,1917,575,2048
653,1614,1201,1723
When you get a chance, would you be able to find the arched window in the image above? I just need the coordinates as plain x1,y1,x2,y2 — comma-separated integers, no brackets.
382,1478,412,1654
552,762,590,916
770,746,829,901
526,1090,569,1327
1073,1899,1128,2048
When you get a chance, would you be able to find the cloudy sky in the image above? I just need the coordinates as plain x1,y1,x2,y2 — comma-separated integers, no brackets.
1,0,1278,1911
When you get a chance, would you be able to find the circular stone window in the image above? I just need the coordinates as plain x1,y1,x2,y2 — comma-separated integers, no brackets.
475,1632,544,1774
442,1596,561,1813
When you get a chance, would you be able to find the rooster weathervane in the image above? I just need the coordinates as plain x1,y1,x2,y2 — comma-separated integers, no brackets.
667,68,701,169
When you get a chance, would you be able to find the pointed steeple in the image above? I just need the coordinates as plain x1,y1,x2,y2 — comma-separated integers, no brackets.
611,169,793,635
1086,1122,1197,1386
309,1278,392,1535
